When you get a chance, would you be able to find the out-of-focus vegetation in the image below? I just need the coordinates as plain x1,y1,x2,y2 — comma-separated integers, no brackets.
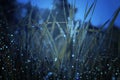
0,0,120,79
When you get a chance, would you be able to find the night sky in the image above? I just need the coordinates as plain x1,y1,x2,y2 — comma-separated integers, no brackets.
17,0,120,27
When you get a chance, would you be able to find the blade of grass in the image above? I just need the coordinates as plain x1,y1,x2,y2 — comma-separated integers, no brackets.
84,1,95,20
107,7,120,32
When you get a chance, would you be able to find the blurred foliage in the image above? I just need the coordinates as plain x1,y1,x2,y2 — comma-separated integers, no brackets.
0,0,120,80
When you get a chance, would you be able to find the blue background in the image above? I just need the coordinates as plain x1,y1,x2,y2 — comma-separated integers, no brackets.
17,0,120,27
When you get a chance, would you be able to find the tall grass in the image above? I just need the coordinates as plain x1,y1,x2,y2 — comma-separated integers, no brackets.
19,0,120,79
1,0,120,79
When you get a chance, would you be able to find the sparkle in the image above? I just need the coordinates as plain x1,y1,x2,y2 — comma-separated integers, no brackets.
10,34,13,37
115,73,118,75
72,65,74,68
63,34,66,38
27,59,31,63
21,54,23,56
2,67,4,70
11,40,14,43
0,48,2,50
72,54,75,57
107,64,109,66
47,72,53,76
5,46,8,48
7,56,10,58
54,58,57,62
22,70,24,73
100,72,103,75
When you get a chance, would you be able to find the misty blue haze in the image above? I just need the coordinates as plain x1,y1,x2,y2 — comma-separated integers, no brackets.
17,0,120,27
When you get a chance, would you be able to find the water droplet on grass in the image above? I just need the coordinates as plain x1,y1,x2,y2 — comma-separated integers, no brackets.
54,58,57,62
72,54,75,57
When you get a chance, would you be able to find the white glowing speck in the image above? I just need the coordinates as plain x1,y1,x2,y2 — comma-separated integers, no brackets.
72,65,74,68
2,67,4,70
72,54,75,57
63,34,66,38
115,73,118,75
0,48,2,50
27,60,31,63
77,72,79,75
54,58,57,62
68,17,70,20
48,72,53,76
11,34,13,37
6,46,8,48
107,64,109,66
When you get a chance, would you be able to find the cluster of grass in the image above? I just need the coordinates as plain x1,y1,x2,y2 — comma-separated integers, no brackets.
17,0,120,79
1,0,120,79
